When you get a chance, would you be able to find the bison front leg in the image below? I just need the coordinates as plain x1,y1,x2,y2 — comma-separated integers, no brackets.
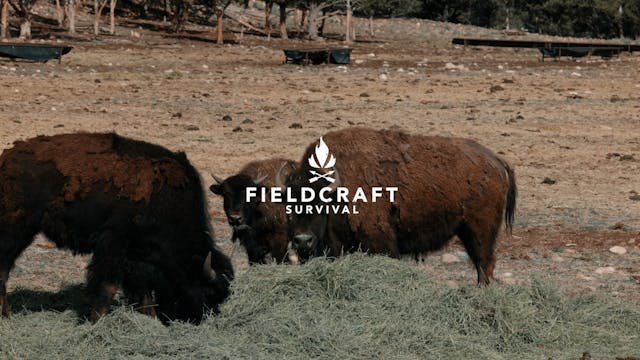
86,230,127,323
89,282,119,323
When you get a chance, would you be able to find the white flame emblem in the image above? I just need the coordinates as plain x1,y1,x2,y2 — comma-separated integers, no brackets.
308,137,336,183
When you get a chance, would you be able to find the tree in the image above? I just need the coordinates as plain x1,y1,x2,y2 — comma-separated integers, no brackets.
212,0,232,44
8,0,37,38
94,0,108,34
0,0,9,39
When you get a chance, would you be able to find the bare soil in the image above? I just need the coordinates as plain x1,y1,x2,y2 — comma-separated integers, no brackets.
1,15,639,307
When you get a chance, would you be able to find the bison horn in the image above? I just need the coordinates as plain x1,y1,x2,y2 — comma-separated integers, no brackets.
275,161,289,189
253,174,268,185
210,173,225,184
203,252,214,279
327,167,341,192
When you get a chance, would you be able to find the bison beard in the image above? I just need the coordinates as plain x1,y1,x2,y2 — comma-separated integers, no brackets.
284,127,517,284
0,133,233,324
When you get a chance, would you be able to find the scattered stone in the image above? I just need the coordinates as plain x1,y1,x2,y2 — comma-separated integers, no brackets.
620,154,635,161
94,79,101,83
542,177,556,185
232,126,243,132
609,246,627,255
594,266,616,275
502,78,514,84
354,59,364,65
379,74,388,81
53,124,64,128
172,112,182,118
222,115,232,121
454,251,469,261
359,92,370,97
242,118,254,124
610,95,622,102
444,62,467,71
489,85,505,93
630,194,640,201
612,222,625,230
185,125,199,131
441,253,460,263
289,123,303,129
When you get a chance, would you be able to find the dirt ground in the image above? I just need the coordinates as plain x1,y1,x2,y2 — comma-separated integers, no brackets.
1,15,639,307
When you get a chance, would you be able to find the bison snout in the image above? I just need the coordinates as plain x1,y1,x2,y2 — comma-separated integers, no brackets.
292,233,314,251
228,214,244,226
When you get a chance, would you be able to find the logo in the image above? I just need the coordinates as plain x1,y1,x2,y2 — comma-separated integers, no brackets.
308,137,336,183
245,136,398,215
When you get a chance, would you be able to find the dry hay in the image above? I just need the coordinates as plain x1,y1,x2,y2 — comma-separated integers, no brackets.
1,254,639,359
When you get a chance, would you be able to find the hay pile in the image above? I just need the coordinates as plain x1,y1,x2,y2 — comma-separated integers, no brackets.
1,254,639,359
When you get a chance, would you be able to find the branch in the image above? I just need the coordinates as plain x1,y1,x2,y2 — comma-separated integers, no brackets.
225,12,269,35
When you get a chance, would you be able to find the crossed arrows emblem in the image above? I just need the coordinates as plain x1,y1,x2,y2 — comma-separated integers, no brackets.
309,170,335,183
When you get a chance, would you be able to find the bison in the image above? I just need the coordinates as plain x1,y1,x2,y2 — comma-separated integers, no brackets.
210,158,295,264
0,133,233,323
279,127,516,284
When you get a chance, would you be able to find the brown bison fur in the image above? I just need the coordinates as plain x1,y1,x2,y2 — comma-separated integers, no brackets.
210,158,295,264
0,133,234,323
285,127,516,284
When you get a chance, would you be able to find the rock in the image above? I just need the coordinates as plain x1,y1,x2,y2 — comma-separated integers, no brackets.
610,95,622,102
379,74,388,81
232,126,243,132
620,154,635,161
551,254,564,262
221,115,233,122
630,194,640,201
289,123,303,129
594,266,616,275
609,246,627,255
454,251,469,261
359,92,370,97
612,222,625,230
354,59,364,65
242,118,254,124
542,177,556,185
172,112,182,118
489,85,505,93
441,253,460,263
185,125,199,131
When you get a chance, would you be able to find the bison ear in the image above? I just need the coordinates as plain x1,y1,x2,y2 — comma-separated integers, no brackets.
209,184,223,195
203,252,214,279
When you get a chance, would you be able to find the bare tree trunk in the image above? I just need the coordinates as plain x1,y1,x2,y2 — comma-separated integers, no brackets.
0,0,8,39
67,0,76,33
300,8,307,29
55,0,65,26
109,0,116,34
19,18,30,39
368,15,373,37
264,0,272,33
94,0,107,35
278,2,287,39
307,3,321,40
344,0,352,43
216,10,223,45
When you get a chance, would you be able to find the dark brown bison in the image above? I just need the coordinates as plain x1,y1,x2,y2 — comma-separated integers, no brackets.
0,133,233,323
210,158,295,264
279,127,516,284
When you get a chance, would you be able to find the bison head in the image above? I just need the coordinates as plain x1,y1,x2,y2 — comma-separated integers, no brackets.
277,163,340,262
209,173,267,229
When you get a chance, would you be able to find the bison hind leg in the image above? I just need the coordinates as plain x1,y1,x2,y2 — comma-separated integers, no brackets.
455,222,498,285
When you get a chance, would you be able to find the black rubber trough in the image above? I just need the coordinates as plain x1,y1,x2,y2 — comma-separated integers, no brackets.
0,43,73,63
284,48,351,65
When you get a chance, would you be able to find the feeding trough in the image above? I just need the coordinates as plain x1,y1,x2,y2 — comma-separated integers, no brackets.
284,48,351,65
0,43,73,63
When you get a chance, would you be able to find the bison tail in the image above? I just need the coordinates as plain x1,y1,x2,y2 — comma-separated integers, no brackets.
501,158,517,235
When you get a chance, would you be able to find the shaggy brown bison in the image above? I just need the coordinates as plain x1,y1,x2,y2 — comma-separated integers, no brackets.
279,127,516,284
210,158,295,264
0,133,233,323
